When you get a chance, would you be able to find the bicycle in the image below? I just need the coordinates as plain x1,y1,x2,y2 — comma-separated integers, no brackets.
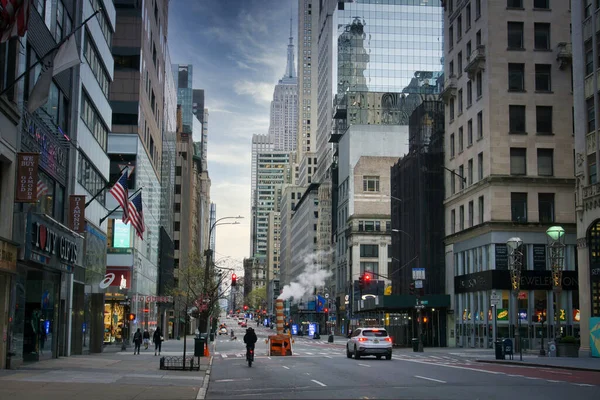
246,345,255,367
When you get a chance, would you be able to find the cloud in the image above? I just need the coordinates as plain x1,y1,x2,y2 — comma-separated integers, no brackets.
234,80,274,104
209,142,252,167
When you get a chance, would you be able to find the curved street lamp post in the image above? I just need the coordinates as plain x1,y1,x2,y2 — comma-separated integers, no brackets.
507,237,523,361
546,226,566,341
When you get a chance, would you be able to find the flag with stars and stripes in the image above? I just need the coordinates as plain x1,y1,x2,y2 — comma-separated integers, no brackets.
124,192,145,240
109,168,128,222
37,179,47,199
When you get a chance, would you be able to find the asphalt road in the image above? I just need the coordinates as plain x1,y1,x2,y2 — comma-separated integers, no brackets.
208,323,600,400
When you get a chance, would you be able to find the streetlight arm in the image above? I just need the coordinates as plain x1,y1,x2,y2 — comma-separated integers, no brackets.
442,166,466,183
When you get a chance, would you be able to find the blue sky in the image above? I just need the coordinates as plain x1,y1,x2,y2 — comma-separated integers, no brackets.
168,0,297,267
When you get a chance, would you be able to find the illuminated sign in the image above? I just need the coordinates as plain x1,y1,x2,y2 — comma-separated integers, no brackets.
113,220,131,248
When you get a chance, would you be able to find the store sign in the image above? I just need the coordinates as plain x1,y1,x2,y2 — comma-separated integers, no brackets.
133,295,173,303
68,195,86,233
15,153,39,202
103,267,131,289
0,239,17,273
33,222,78,264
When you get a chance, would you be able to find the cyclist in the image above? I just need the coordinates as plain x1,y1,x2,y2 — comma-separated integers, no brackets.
243,327,258,360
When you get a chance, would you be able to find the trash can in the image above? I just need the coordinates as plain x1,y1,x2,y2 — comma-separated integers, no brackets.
503,339,513,360
194,335,207,357
412,338,419,352
494,340,505,360
209,332,215,342
328,334,334,343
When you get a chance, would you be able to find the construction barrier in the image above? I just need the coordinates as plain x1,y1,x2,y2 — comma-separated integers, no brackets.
268,334,293,356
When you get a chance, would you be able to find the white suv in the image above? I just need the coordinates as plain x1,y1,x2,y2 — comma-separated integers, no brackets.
346,328,392,360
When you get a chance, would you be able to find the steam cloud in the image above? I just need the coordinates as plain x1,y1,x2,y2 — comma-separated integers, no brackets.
278,250,333,301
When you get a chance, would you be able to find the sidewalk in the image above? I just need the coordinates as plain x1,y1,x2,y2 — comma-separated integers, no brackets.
0,337,215,400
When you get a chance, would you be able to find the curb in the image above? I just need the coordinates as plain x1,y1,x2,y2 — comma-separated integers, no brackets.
195,355,213,400
475,359,600,372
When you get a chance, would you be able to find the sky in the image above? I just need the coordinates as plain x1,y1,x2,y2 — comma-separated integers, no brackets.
168,0,297,272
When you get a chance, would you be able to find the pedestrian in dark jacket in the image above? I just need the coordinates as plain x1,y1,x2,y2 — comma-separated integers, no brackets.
133,328,142,355
153,327,163,356
143,329,150,349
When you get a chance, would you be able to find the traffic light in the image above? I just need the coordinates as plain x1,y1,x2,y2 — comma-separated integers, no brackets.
324,308,329,314
127,313,136,321
364,273,371,285
358,275,365,290
243,305,248,311
231,273,237,286
409,282,415,296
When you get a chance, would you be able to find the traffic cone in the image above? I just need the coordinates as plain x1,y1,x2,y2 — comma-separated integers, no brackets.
204,344,210,357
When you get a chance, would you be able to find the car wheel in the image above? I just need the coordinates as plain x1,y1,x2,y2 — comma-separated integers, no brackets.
385,354,392,360
354,346,360,359
376,355,382,360
346,347,352,358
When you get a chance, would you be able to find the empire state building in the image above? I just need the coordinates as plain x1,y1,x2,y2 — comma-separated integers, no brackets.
268,19,298,152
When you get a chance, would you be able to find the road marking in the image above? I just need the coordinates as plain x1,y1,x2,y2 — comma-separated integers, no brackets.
546,380,561,383
282,366,290,369
574,383,594,387
545,370,572,375
214,378,251,383
267,357,271,360
311,379,327,387
415,375,446,384
221,354,228,358
507,374,523,377
401,359,503,375
358,363,371,368
324,356,332,359
525,377,541,380
305,352,313,355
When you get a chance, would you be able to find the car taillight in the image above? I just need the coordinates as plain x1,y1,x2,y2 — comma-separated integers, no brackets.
358,337,368,342
384,337,392,342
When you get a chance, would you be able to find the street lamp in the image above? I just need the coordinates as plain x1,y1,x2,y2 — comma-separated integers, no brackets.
202,216,244,333
506,237,523,361
546,226,565,340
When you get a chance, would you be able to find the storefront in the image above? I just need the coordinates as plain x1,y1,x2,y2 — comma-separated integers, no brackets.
0,238,18,369
102,266,132,344
454,269,579,350
9,212,83,366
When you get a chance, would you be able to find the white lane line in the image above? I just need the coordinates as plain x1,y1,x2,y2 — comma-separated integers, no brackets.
574,383,594,387
545,370,572,375
282,366,290,370
324,356,332,359
311,379,327,387
525,377,541,380
214,378,251,383
508,374,523,377
358,363,371,368
221,354,228,358
305,352,313,355
546,380,561,383
268,357,271,360
414,375,446,384
401,359,503,375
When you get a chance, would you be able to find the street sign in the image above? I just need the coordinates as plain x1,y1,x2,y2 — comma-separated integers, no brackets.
415,280,423,289
325,293,329,299
420,300,428,305
490,290,501,307
412,268,426,280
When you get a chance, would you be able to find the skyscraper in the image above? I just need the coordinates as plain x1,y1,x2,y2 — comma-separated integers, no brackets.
268,18,298,152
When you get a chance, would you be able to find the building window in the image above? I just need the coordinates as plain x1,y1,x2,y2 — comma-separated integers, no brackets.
590,163,597,184
508,63,525,91
466,3,471,29
363,176,380,192
84,31,110,97
467,119,473,145
459,127,464,152
511,192,528,222
360,262,378,275
476,29,482,46
77,154,107,205
468,201,474,227
587,98,596,133
91,0,113,46
536,106,553,134
508,22,524,49
458,51,463,74
510,148,527,175
458,89,463,113
81,93,108,150
449,60,454,76
478,196,484,224
450,97,455,120
537,148,554,176
54,1,72,42
450,133,455,157
0,39,18,102
585,40,594,75
509,105,526,133
476,0,481,18
451,209,456,234
535,64,552,92
467,80,472,106
539,193,555,223
449,25,454,49
478,152,483,180
360,244,378,257
534,0,549,9
468,158,473,185
476,71,483,97
459,165,465,189
459,205,465,231
451,170,456,194
534,23,551,50
507,0,523,7
477,111,483,139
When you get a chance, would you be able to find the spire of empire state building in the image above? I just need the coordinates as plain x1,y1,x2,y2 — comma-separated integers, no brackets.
284,15,296,80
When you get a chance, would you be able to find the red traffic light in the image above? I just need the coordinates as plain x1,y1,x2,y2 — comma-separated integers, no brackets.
364,273,371,282
243,305,248,311
127,313,136,321
231,273,237,286
324,308,329,313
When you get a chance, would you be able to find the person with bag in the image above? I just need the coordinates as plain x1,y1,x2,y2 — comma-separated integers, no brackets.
153,327,164,356
133,328,142,355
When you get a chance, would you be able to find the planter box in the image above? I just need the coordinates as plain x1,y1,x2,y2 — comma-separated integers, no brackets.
557,343,579,357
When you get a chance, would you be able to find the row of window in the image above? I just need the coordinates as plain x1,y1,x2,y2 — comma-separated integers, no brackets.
357,220,391,232
84,31,110,98
510,148,554,176
91,0,113,46
450,152,483,194
77,154,107,204
450,112,483,157
81,92,108,150
450,196,484,234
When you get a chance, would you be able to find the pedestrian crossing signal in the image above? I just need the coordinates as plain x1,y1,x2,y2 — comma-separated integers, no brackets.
232,274,237,287
127,313,135,321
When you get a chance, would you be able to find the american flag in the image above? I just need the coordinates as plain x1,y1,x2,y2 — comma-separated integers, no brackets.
0,0,31,43
109,169,129,222
37,179,47,199
124,192,145,240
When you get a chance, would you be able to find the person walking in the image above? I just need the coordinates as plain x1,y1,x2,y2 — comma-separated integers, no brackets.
143,329,150,350
153,327,163,356
133,328,142,355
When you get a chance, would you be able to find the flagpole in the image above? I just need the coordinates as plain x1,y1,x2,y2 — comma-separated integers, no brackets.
99,187,142,226
85,164,129,208
0,9,101,98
